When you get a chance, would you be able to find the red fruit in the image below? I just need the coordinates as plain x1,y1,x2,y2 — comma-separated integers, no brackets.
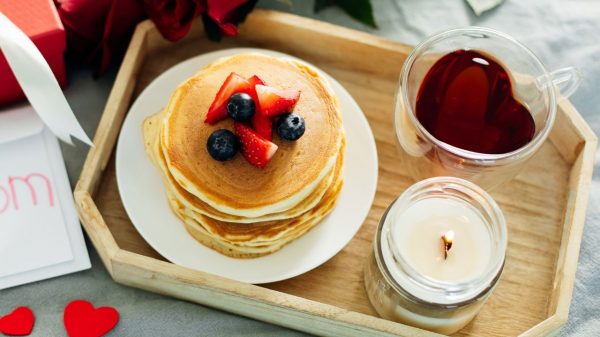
246,75,265,112
255,85,300,117
248,75,265,87
234,123,278,168
251,113,273,140
205,72,256,124
245,75,273,140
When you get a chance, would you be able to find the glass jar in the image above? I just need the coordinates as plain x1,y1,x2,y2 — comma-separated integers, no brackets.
364,177,507,335
394,27,581,190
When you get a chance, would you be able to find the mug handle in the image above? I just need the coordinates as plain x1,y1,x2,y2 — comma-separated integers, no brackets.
537,67,582,99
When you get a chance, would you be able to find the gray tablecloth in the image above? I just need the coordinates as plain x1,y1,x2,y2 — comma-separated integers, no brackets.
2,1,598,336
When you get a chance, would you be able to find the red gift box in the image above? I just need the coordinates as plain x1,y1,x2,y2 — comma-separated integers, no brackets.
0,0,67,105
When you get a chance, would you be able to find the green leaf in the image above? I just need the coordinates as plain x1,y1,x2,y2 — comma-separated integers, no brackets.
314,0,377,28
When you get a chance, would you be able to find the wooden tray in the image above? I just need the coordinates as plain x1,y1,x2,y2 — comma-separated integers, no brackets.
74,9,597,337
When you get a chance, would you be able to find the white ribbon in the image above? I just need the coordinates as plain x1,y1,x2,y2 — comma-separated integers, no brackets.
0,12,92,146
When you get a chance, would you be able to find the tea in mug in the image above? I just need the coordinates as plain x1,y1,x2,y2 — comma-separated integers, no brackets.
415,49,535,154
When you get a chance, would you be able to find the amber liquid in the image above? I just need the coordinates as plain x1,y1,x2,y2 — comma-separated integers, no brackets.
416,49,535,154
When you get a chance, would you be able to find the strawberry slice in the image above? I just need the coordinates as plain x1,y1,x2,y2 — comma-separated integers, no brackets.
251,112,273,141
255,85,300,118
246,75,265,110
205,72,255,124
245,75,273,140
234,122,278,168
248,75,265,87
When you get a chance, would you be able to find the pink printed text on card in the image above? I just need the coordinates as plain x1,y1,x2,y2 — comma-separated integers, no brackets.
0,173,55,214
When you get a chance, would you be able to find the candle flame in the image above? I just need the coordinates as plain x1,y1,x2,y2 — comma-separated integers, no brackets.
442,230,454,260
444,230,455,243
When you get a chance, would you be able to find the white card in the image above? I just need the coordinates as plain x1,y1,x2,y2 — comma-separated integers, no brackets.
0,105,90,289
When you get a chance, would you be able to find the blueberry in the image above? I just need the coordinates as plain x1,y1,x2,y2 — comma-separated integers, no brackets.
276,113,305,141
207,129,239,161
227,93,255,122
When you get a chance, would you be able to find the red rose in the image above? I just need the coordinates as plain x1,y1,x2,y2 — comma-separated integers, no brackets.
143,0,204,41
54,0,257,75
206,0,252,36
55,0,145,75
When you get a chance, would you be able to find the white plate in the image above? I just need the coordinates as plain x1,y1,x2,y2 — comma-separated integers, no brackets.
116,48,378,284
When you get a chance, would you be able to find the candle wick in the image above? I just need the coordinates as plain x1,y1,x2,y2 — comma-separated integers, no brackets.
441,231,454,260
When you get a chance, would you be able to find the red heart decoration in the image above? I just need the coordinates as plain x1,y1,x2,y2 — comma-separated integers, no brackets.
0,306,35,336
63,300,119,337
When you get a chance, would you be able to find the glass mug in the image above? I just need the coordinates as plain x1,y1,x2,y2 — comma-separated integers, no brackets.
394,27,581,190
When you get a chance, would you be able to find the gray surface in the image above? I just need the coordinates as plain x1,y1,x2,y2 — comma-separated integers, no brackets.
1,1,599,336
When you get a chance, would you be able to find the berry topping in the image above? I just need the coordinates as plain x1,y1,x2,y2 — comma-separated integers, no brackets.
227,93,255,122
276,113,306,141
234,122,278,168
246,75,265,104
206,129,239,161
247,75,273,140
251,112,273,141
205,73,256,124
255,85,300,117
248,75,265,87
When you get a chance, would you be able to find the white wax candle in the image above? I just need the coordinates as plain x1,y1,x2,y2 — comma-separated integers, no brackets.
392,197,492,283
366,178,507,335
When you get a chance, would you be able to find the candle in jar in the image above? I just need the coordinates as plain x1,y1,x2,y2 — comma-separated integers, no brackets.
393,198,492,283
364,177,506,335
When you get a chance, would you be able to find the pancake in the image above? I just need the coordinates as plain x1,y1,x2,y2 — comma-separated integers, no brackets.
162,53,344,217
170,165,344,258
143,110,341,223
142,52,346,258
185,149,343,245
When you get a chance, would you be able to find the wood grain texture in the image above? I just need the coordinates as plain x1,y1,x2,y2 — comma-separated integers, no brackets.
75,9,597,337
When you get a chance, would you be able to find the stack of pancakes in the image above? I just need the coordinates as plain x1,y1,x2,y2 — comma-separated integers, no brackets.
142,53,345,258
